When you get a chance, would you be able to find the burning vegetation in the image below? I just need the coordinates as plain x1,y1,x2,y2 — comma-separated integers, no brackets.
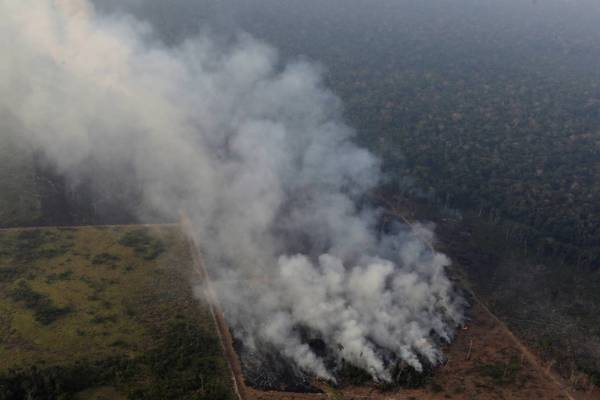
1,0,465,385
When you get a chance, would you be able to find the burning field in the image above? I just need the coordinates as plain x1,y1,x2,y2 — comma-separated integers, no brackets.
232,301,564,399
2,1,600,400
4,2,598,399
1,0,465,386
217,286,598,400
2,223,595,399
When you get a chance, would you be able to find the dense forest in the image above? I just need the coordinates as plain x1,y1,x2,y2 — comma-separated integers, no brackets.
236,0,600,269
96,0,600,269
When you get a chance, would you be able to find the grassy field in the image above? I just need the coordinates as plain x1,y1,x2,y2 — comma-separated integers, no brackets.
0,225,235,400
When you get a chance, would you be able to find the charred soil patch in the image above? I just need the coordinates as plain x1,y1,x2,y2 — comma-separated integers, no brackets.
241,302,597,400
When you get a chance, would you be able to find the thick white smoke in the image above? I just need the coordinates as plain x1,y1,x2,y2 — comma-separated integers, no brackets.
0,0,464,381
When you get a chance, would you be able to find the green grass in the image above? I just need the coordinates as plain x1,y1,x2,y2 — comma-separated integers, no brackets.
118,230,166,260
91,253,121,266
0,226,235,400
0,266,20,283
9,279,73,325
9,230,74,261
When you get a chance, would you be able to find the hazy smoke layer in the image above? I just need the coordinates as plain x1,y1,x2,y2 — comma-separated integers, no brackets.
0,0,463,381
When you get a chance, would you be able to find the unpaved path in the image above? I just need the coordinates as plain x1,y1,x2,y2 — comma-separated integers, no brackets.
180,214,248,400
472,292,578,400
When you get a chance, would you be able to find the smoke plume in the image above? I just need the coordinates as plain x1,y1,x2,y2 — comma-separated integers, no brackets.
0,0,464,381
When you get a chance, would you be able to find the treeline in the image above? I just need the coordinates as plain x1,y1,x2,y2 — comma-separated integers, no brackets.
0,321,235,400
0,359,137,400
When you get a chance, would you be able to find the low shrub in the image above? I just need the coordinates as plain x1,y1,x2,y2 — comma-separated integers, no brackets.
9,280,72,325
478,359,521,385
118,230,165,261
91,253,120,266
45,270,73,284
0,266,20,282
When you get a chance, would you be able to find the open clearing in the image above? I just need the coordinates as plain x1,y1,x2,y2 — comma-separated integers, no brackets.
238,301,599,400
1,223,598,399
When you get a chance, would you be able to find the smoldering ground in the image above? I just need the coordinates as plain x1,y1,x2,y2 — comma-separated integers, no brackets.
0,0,464,383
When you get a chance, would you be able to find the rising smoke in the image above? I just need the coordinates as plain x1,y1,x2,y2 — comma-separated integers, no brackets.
0,0,464,381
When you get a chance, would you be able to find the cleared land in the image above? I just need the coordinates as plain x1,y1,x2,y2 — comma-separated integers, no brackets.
242,301,598,400
0,225,236,399
1,223,598,400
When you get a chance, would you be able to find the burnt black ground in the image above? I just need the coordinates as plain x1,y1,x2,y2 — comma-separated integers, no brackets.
233,336,321,393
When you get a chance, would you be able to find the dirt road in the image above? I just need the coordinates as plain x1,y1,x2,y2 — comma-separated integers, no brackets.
180,214,248,400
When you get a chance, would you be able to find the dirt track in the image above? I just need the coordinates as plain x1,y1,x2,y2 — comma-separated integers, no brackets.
181,214,248,400
471,292,578,400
